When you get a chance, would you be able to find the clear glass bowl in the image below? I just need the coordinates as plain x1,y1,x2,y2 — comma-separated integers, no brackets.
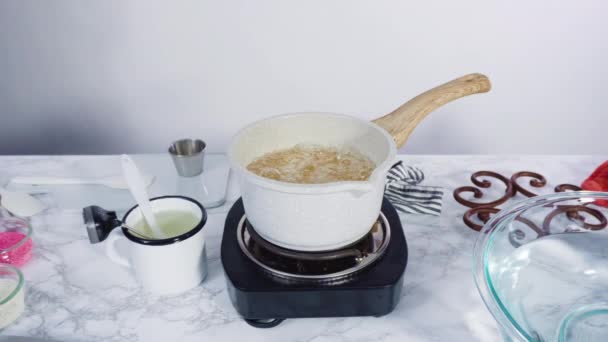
0,217,33,267
474,192,608,341
0,264,25,329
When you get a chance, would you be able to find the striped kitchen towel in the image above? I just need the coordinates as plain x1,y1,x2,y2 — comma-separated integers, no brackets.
384,161,444,216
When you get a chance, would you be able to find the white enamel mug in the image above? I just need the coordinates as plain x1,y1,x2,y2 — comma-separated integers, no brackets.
104,196,208,295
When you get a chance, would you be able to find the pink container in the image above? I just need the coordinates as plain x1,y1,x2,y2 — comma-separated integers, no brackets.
0,218,33,267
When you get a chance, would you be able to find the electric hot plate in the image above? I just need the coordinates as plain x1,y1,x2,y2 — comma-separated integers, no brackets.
220,197,408,328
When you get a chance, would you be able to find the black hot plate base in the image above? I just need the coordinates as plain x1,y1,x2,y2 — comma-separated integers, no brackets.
220,198,408,328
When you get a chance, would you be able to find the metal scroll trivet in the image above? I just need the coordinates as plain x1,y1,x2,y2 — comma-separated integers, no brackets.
453,171,608,241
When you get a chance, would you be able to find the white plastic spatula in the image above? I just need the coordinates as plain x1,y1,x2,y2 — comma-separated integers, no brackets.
10,174,154,190
120,154,164,238
0,187,47,217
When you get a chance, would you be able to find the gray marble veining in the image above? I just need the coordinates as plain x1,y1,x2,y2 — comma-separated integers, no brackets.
0,154,605,341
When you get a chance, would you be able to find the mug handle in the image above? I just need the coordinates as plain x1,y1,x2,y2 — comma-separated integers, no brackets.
104,228,131,268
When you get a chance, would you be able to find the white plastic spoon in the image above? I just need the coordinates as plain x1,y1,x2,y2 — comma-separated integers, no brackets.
0,187,47,217
120,155,164,238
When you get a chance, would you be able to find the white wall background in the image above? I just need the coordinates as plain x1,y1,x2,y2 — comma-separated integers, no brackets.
0,0,606,155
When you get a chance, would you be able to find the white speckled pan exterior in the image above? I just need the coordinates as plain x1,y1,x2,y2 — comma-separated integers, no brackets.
227,112,397,251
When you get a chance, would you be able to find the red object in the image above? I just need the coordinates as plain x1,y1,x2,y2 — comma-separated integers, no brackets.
582,160,608,207
0,232,33,267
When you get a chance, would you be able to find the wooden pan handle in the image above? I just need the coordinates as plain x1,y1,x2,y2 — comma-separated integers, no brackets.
372,73,491,148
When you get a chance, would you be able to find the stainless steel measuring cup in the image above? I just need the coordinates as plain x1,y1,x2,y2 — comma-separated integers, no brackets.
168,139,206,177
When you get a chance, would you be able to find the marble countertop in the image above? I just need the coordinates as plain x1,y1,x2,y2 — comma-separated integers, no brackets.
0,154,604,342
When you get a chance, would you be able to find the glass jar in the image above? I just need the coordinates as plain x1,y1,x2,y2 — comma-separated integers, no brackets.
0,264,25,329
0,217,33,267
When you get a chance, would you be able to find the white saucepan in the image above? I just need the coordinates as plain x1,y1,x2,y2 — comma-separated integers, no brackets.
228,74,491,251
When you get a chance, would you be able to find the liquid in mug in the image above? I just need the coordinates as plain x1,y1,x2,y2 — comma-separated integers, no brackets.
133,210,199,239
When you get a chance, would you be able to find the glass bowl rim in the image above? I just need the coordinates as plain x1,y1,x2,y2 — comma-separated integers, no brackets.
0,217,32,253
0,263,24,306
472,191,608,342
